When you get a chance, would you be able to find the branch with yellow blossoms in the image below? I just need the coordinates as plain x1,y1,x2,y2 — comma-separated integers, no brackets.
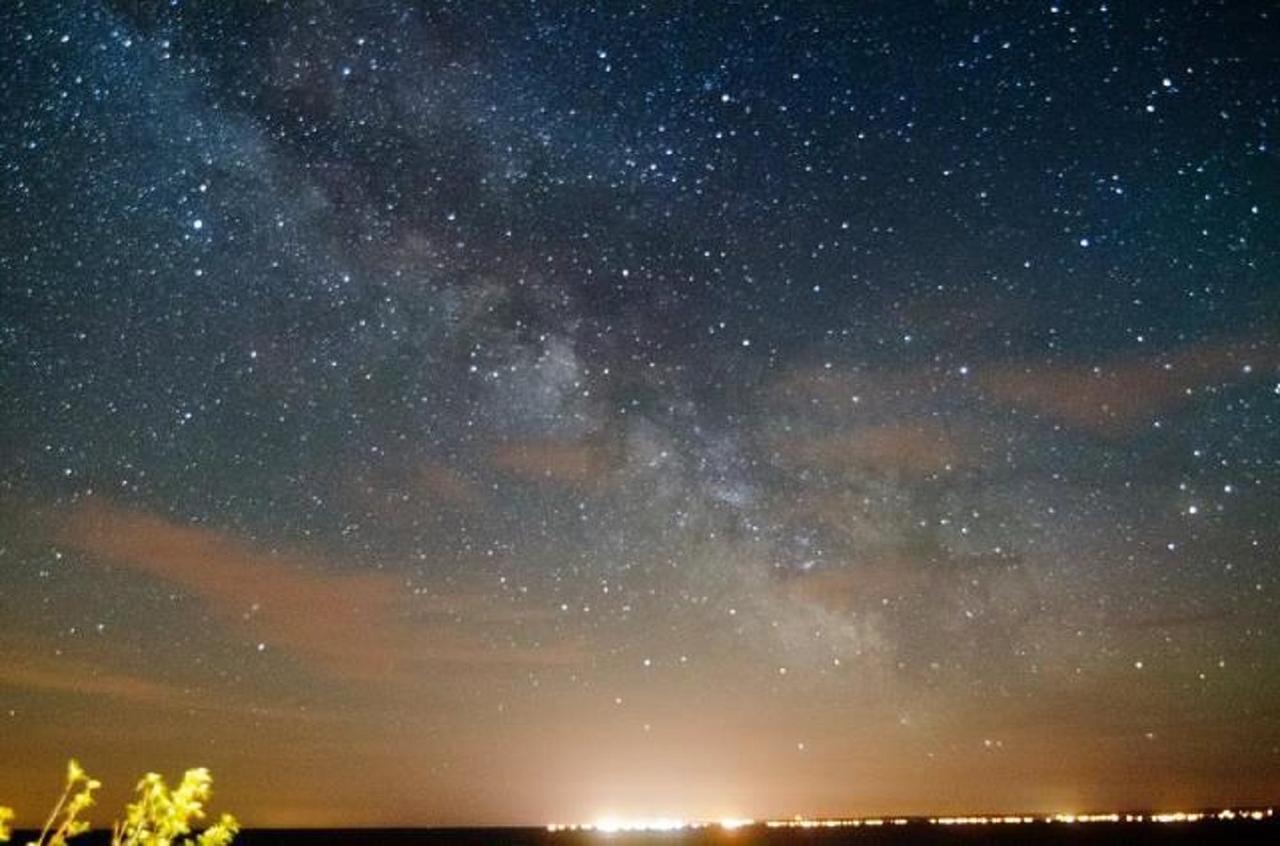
0,760,237,846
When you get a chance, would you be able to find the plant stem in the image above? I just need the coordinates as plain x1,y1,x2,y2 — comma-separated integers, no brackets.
34,783,71,846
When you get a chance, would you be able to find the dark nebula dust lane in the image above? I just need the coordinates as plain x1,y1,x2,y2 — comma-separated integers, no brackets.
1,0,1278,827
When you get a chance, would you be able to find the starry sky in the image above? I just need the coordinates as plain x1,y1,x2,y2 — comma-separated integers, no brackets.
2,0,1279,828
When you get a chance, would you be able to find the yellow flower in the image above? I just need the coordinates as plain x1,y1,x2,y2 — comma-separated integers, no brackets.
195,813,239,846
0,805,14,843
66,760,87,787
33,760,100,846
112,766,236,846
15,759,236,846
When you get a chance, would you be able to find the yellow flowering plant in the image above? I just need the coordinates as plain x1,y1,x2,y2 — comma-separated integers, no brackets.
111,767,238,846
27,759,101,846
0,761,237,846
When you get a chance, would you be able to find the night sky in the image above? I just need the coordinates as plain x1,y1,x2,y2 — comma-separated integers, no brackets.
2,0,1279,828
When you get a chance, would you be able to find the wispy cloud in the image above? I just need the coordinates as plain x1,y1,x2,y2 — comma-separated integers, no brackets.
772,421,973,476
1,657,191,709
980,339,1274,435
768,338,1274,439
57,499,585,684
490,436,619,486
61,498,404,681
414,460,486,510
0,649,330,725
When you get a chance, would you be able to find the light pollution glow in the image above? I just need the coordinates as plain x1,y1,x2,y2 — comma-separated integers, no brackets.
544,806,1275,833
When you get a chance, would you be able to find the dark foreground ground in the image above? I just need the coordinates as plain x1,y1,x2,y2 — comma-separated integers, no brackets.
13,821,1279,846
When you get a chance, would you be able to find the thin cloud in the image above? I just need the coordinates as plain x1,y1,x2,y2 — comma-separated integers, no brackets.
58,499,585,683
490,436,618,486
415,460,486,510
980,340,1274,435
0,652,333,725
2,658,191,709
772,422,974,476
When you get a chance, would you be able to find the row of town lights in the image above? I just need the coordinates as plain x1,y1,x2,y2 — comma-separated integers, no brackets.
545,807,1274,833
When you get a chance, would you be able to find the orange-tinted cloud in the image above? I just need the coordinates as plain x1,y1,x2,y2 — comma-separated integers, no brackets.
58,499,584,683
415,460,485,510
769,338,1274,439
769,364,941,410
0,649,331,725
490,436,618,486
773,421,972,476
777,558,928,613
2,658,191,708
980,340,1274,435
62,499,404,682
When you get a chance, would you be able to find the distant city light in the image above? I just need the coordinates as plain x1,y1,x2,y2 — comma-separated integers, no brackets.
718,818,754,831
545,806,1274,834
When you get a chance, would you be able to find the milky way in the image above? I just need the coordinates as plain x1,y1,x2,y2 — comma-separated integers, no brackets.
1,0,1278,826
